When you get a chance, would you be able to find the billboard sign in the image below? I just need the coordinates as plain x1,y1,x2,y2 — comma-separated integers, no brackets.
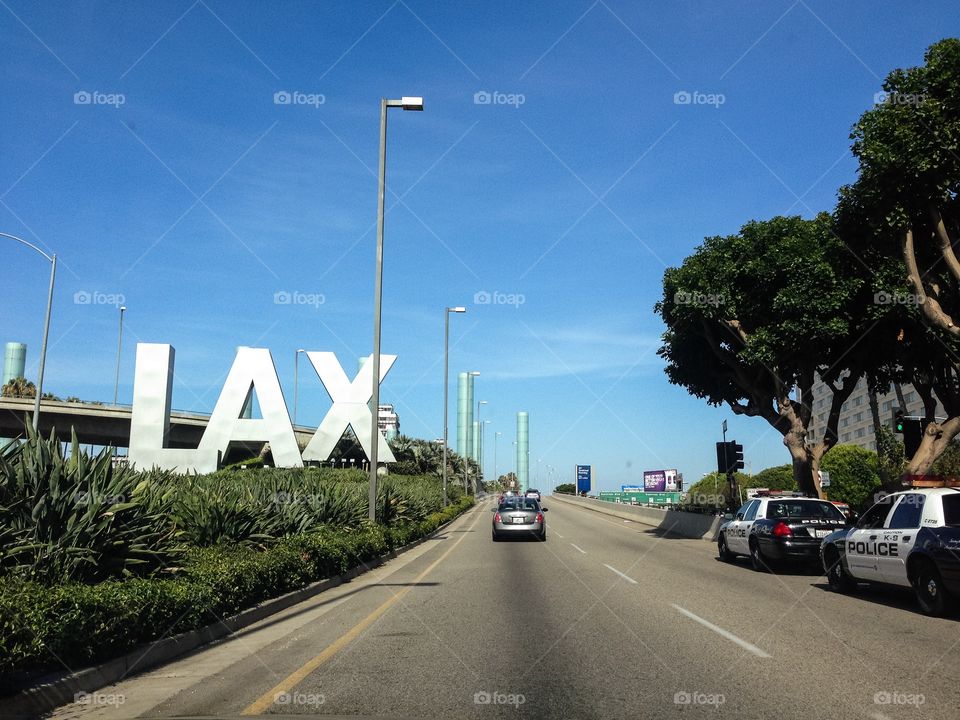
576,464,592,493
665,468,679,492
643,469,666,492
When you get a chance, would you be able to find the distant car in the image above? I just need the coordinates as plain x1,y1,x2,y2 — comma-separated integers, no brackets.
525,489,541,501
718,495,848,571
821,488,960,616
830,500,855,522
492,497,547,541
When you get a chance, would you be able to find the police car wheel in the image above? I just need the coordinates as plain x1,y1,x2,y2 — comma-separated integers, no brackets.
826,550,855,593
749,540,768,572
915,562,949,617
718,534,734,562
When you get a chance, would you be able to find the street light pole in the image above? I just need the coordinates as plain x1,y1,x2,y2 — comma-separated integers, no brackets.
368,96,423,523
480,420,490,493
113,305,126,405
293,348,305,426
443,307,465,507
1,232,56,431
494,431,501,484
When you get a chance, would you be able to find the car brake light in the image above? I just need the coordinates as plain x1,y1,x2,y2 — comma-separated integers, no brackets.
536,512,544,523
773,521,793,538
494,513,501,523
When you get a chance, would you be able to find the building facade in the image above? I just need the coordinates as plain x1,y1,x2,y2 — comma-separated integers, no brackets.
807,376,942,451
378,404,400,441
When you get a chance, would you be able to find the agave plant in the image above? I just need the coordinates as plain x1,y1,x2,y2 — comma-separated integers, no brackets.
170,476,277,547
0,425,181,583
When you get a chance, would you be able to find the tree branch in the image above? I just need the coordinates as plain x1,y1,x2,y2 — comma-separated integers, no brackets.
903,227,960,336
930,204,960,283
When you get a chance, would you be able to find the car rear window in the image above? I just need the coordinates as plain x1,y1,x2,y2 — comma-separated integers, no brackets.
942,494,960,527
766,500,844,520
499,499,540,511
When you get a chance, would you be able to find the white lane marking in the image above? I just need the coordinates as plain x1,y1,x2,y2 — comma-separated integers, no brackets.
553,530,564,538
570,543,586,554
671,604,771,658
603,564,637,584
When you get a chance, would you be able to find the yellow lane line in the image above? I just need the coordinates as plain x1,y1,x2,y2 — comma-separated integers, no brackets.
241,506,484,715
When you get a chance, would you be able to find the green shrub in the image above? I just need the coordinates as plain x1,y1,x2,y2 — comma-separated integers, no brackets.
0,427,182,583
820,444,882,509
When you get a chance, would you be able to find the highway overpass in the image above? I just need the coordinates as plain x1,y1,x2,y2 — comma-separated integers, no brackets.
0,397,317,451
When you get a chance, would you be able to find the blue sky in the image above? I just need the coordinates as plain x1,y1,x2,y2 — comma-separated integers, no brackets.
2,1,958,491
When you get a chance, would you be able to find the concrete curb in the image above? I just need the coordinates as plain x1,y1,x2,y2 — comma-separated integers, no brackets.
3,502,479,719
549,494,722,541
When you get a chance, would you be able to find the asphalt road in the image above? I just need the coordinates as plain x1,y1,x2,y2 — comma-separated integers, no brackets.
44,498,960,720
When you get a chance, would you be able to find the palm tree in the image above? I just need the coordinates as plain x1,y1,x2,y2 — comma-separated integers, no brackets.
1,376,36,399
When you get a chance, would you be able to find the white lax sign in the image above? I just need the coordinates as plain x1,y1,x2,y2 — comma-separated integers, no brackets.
128,343,396,473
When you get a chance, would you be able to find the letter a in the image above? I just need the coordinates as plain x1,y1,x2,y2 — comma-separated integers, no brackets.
198,347,302,467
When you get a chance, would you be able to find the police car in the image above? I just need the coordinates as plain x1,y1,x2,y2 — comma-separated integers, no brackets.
718,492,848,571
820,487,960,616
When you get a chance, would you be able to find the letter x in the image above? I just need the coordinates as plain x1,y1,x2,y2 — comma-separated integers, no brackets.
301,352,397,463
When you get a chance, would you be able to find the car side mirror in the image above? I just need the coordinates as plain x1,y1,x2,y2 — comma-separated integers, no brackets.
490,508,497,512
541,507,548,512
723,513,733,521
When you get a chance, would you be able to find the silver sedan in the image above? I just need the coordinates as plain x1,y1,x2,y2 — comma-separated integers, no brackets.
492,497,547,541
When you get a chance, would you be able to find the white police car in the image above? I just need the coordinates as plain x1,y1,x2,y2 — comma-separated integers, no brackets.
821,487,960,616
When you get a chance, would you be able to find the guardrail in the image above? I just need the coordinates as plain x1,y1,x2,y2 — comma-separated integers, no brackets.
550,494,723,541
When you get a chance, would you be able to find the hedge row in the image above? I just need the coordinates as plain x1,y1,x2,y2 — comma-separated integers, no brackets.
0,496,474,692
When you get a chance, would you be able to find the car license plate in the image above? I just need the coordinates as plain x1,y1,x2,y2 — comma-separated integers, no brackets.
813,529,830,538
512,516,525,524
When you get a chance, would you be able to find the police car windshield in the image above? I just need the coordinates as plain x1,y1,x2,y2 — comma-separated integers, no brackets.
767,500,844,520
942,494,960,527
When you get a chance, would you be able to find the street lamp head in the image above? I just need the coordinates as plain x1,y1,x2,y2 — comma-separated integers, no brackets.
449,306,466,313
296,348,305,353
469,371,480,376
479,400,488,405
119,306,126,312
400,96,424,111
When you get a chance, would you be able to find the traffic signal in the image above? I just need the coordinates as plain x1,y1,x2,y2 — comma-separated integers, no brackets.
716,441,728,474
892,407,904,433
731,442,745,471
903,417,924,459
715,441,745,474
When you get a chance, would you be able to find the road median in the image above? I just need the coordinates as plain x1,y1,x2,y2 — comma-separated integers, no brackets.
549,494,722,541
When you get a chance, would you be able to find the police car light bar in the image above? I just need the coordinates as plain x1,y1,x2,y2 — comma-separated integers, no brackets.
906,476,960,488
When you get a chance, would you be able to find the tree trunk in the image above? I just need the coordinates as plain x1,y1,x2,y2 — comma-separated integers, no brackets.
894,383,907,411
906,432,940,476
868,391,882,443
784,432,821,497
905,418,960,476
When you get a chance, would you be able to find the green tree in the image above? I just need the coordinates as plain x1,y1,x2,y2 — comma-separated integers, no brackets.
750,464,796,490
684,471,752,509
820,444,882,510
555,483,575,495
838,38,960,475
929,441,960,477
657,214,872,497
875,424,905,490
